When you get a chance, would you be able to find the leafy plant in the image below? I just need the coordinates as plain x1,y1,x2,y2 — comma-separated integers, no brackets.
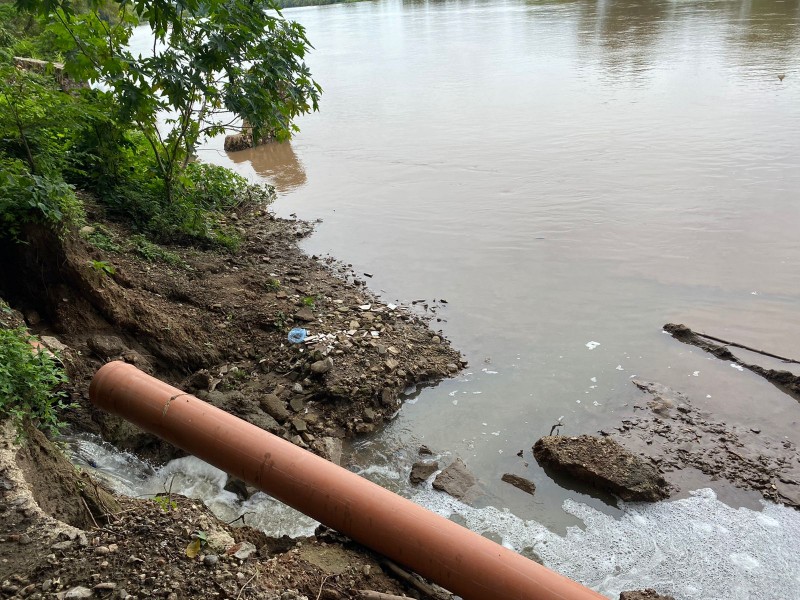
264,278,281,291
152,494,177,512
20,0,321,205
0,327,71,436
273,310,287,330
302,295,316,308
185,530,208,558
89,259,115,276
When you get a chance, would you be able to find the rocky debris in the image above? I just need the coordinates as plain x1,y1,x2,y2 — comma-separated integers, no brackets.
418,445,433,456
619,589,675,600
1,202,462,466
500,473,536,496
433,459,477,500
410,461,439,485
533,435,670,502
615,380,800,508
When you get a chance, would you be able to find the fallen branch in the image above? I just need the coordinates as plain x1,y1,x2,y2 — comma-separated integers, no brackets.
357,592,409,600
381,560,451,600
689,329,800,365
664,324,800,399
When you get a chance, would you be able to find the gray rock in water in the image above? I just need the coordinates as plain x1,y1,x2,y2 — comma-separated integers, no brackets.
533,435,670,502
316,437,343,465
410,461,439,485
501,473,536,496
433,458,477,500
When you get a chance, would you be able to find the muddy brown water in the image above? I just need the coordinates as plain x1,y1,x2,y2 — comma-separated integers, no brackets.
201,0,800,530
197,0,800,532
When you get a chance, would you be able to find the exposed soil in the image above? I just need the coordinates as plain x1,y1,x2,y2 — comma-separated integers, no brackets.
0,199,464,599
0,425,445,600
0,201,463,464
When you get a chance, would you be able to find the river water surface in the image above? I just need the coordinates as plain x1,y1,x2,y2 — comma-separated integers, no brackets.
118,1,800,597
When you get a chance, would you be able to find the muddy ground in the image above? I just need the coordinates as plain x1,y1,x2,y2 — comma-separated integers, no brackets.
0,197,465,598
0,200,463,464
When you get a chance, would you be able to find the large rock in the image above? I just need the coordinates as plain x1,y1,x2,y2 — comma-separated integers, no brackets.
433,458,477,500
87,334,126,358
533,435,669,502
260,393,291,421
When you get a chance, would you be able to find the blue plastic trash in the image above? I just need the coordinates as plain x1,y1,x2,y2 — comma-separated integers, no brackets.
287,328,307,344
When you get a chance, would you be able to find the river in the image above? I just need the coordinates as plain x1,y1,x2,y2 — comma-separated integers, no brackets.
113,1,800,597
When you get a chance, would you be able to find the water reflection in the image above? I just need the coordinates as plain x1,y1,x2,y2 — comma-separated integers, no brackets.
226,142,307,193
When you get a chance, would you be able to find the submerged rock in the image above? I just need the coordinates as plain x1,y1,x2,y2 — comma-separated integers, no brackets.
433,458,477,500
533,435,670,502
410,461,439,485
501,473,536,496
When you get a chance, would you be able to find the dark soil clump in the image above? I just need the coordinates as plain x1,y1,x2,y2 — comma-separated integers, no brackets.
533,435,670,502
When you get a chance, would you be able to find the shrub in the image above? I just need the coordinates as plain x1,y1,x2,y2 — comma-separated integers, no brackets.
0,326,71,437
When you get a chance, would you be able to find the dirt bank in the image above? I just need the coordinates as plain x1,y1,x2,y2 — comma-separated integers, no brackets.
0,424,449,599
0,202,463,463
0,200,465,598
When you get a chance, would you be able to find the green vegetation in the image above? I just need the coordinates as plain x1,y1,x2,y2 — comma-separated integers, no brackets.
0,0,319,247
0,324,71,436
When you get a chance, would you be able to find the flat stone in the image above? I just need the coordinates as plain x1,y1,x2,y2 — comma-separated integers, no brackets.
291,417,307,432
501,473,536,496
289,397,305,412
384,358,399,371
64,586,94,599
260,394,290,421
51,540,73,551
40,336,68,353
410,461,439,485
231,541,257,560
87,334,126,357
295,307,315,322
433,458,477,500
363,408,376,423
533,435,670,502
93,583,116,591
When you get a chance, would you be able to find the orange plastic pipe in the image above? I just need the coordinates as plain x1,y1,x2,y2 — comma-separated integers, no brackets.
90,362,605,600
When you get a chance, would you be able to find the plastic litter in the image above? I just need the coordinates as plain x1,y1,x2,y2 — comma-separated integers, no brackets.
288,328,307,344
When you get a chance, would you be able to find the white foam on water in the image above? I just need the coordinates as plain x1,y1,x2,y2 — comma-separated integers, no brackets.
66,436,318,538
412,488,800,600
